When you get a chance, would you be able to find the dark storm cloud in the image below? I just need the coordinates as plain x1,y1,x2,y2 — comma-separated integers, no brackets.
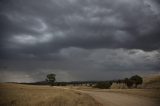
1,0,160,52
0,48,159,82
0,0,160,82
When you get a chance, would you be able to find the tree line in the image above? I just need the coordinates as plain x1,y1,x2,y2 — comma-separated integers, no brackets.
21,73,142,89
94,75,143,89
45,73,143,89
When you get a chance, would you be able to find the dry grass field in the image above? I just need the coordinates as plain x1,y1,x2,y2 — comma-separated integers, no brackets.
0,83,102,106
0,75,159,106
143,74,160,89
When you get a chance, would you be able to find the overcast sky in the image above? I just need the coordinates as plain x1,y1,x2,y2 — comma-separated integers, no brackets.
0,0,160,82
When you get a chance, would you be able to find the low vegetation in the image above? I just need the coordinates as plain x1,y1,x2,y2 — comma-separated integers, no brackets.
94,82,111,89
25,74,144,89
110,83,128,89
94,75,143,89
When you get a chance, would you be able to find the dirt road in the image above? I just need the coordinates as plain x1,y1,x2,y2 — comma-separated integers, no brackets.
82,90,159,106
57,87,159,106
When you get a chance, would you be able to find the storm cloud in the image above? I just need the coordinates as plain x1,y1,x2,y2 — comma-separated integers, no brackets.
0,0,160,82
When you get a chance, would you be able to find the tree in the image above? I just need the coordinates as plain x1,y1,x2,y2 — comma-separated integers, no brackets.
124,78,133,88
46,73,56,86
130,75,143,88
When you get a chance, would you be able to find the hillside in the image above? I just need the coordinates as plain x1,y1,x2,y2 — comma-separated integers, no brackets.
143,74,160,89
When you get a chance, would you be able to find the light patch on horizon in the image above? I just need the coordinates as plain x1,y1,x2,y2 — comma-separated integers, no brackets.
0,71,34,82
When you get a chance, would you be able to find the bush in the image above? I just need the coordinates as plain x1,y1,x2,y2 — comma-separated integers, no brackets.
110,83,128,89
55,82,67,86
94,82,111,89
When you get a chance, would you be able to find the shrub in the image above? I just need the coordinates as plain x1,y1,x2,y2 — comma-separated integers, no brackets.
110,83,128,89
94,82,111,89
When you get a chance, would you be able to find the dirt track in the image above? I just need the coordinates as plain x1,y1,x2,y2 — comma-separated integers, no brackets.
82,90,159,106
55,87,159,106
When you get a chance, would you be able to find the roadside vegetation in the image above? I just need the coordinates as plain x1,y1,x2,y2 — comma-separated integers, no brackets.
24,74,144,89
94,75,143,89
93,82,111,89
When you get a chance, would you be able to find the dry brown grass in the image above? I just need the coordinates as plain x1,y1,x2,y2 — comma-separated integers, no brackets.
0,83,102,106
143,74,160,83
143,74,160,89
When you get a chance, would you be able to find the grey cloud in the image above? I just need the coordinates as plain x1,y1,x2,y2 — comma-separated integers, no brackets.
1,0,160,52
0,0,160,82
0,48,159,82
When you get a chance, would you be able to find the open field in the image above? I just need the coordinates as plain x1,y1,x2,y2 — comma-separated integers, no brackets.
0,74,160,106
57,86,160,106
0,83,101,106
